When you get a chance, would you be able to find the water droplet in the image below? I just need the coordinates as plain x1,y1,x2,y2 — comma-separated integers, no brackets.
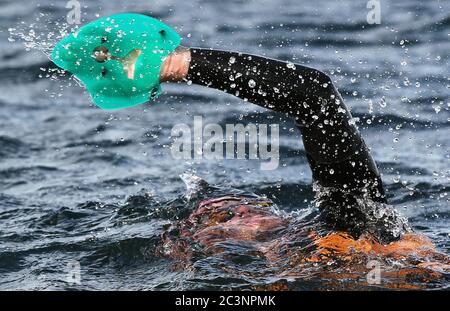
348,117,360,125
286,62,296,70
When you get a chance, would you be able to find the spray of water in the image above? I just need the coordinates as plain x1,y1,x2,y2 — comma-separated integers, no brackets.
7,12,84,88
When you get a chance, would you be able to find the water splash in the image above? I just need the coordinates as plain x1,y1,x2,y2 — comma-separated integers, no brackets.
312,182,411,242
7,12,82,87
8,12,75,59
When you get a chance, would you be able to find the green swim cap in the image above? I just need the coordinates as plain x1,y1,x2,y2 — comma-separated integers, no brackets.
52,13,181,110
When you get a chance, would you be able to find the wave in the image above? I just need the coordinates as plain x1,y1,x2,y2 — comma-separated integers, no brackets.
0,135,27,158
0,165,58,180
352,113,449,129
251,182,315,210
71,151,134,166
0,60,59,83
64,139,133,149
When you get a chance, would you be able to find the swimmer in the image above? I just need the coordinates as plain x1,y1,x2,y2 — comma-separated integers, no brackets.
156,47,449,286
52,14,449,287
159,192,449,289
159,46,400,239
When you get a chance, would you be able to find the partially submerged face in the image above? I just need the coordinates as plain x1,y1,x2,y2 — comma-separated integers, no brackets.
177,196,288,250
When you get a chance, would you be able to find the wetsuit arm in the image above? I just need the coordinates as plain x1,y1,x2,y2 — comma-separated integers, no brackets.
186,48,386,203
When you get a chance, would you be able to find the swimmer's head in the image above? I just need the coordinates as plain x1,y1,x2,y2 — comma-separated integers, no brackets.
52,13,180,110
180,196,287,246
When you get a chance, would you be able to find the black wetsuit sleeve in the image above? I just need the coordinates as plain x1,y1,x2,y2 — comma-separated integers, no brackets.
186,48,386,203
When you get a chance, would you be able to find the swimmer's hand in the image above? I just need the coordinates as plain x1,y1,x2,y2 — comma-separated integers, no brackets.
52,13,182,110
159,47,191,83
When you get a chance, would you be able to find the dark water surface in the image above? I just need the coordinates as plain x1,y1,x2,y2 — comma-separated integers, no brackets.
0,0,449,290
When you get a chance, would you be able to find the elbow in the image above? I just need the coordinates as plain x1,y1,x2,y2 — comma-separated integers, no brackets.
312,68,333,86
308,69,336,100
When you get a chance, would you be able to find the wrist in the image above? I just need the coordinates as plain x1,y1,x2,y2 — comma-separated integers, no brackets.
159,46,191,83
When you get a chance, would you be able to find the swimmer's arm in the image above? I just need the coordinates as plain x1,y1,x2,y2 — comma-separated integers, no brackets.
160,46,329,122
167,47,333,125
160,47,385,202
